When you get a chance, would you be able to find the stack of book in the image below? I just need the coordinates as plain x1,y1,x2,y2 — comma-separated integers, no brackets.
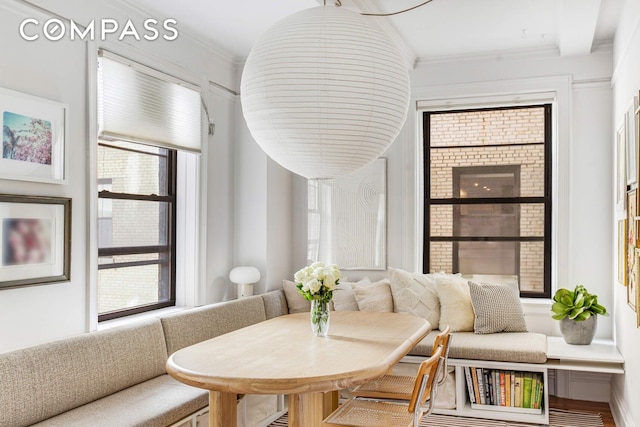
463,366,544,413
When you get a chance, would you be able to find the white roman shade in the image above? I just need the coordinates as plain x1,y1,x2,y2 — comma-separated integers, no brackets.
98,50,202,152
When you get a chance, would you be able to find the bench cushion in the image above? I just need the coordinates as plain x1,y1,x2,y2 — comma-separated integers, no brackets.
31,374,208,427
0,319,168,427
160,295,267,355
410,330,547,364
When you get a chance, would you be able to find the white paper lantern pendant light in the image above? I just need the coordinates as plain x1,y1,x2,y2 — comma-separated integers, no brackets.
241,5,411,179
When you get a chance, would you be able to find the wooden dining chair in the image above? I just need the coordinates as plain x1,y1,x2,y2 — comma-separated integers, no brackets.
350,326,452,401
322,345,444,427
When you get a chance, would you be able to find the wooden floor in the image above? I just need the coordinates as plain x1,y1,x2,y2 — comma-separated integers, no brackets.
550,396,615,427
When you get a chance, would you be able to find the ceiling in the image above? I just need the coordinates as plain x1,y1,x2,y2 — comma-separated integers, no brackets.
121,0,622,66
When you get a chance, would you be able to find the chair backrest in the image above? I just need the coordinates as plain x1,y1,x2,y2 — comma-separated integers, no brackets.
407,344,444,421
431,325,452,385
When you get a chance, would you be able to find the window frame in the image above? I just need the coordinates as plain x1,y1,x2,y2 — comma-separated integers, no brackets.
97,141,178,321
422,104,552,298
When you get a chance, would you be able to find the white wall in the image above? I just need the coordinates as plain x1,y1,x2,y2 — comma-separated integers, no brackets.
233,103,293,296
611,2,640,425
0,0,237,352
0,0,89,352
291,47,614,335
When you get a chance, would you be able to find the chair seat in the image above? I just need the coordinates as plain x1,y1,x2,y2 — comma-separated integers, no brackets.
323,399,414,427
351,374,415,400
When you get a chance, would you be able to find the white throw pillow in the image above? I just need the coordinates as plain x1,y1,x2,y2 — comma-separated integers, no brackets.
352,279,393,312
333,278,369,311
434,273,475,332
282,280,310,314
388,267,440,328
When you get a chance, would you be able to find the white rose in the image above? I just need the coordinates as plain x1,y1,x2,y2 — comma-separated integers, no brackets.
307,278,322,294
310,262,324,269
294,270,305,283
314,267,326,281
323,273,337,290
301,281,311,292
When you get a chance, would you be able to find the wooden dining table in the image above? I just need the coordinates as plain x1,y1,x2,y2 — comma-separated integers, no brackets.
166,311,431,427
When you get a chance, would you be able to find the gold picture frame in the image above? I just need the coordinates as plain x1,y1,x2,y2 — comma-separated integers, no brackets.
618,219,627,285
627,190,637,300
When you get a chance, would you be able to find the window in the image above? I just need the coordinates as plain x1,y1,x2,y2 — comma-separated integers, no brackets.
423,105,551,297
97,141,177,320
96,50,202,320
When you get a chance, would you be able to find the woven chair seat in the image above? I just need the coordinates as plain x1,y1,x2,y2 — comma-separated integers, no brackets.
323,399,414,427
352,374,415,400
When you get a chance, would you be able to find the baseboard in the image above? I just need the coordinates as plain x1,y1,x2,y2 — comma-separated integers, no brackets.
611,382,634,427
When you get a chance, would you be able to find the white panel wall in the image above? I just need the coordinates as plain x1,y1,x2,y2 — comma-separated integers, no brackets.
611,2,640,425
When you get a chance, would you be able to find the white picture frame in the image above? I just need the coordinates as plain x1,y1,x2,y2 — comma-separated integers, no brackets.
0,87,67,184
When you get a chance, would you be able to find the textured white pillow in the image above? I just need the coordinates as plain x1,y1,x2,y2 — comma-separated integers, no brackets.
333,278,369,311
388,267,440,328
434,273,475,332
468,281,528,334
352,279,393,312
282,279,310,314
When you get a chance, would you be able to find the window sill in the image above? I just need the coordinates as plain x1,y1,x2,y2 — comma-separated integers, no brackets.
521,298,552,316
97,306,190,331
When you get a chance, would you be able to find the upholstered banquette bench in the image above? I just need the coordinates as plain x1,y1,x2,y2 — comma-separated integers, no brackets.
0,291,288,427
0,268,547,427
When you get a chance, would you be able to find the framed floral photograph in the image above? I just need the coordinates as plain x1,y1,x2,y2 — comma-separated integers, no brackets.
0,87,67,184
0,194,71,289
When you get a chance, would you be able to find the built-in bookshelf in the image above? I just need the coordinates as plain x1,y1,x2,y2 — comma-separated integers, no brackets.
464,366,543,414
398,357,550,425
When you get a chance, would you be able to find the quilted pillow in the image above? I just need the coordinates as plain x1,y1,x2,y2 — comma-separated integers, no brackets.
434,273,475,332
468,281,528,334
388,267,440,328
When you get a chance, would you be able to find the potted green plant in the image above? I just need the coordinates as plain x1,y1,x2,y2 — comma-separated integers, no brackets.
551,285,608,345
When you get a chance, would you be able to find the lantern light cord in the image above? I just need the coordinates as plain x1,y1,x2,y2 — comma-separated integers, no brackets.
325,0,435,17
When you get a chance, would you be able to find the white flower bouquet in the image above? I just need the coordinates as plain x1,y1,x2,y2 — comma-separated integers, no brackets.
294,262,341,303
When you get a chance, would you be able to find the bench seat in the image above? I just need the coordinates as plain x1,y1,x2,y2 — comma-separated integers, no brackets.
31,375,208,427
409,329,547,364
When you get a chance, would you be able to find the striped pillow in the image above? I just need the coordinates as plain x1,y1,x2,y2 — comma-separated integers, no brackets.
468,281,528,334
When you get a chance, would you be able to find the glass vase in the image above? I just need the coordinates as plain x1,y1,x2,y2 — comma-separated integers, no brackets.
310,299,330,337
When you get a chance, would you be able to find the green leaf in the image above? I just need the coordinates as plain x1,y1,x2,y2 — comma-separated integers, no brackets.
568,307,585,319
551,302,571,317
554,288,571,303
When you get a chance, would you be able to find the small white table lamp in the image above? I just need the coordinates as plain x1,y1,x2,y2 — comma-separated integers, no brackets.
229,266,261,298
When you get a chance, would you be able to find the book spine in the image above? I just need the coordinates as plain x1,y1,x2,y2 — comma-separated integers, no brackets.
514,374,522,407
510,371,516,407
499,371,506,406
523,373,532,409
494,370,500,406
484,369,493,405
471,367,481,404
476,368,486,405
464,366,476,404
505,371,511,407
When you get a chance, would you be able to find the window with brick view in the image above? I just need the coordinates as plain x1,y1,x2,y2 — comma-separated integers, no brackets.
424,105,551,297
97,141,177,320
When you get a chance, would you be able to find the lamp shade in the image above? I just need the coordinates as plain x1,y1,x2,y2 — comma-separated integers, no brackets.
241,6,410,179
229,266,261,284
